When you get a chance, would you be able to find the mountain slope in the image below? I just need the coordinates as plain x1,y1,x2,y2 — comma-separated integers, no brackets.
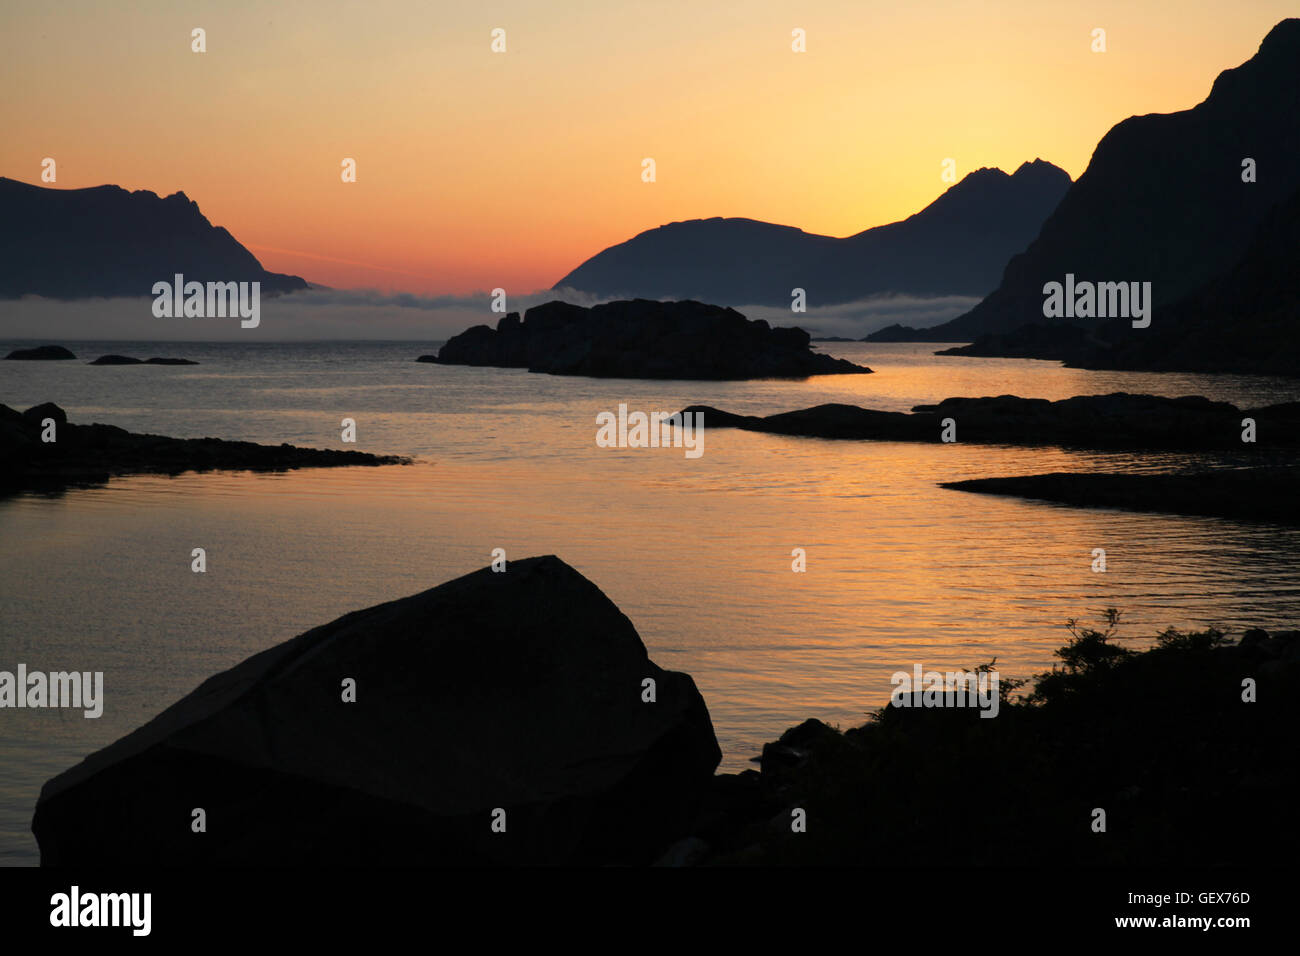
0,177,308,298
877,18,1300,342
942,184,1300,375
553,160,1070,307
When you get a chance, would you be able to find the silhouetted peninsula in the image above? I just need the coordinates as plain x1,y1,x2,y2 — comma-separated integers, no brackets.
943,467,1300,524
0,403,407,496
677,393,1300,450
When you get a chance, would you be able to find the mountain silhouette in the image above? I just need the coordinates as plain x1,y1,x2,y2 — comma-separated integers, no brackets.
0,177,308,298
553,160,1070,307
942,184,1300,375
870,18,1300,342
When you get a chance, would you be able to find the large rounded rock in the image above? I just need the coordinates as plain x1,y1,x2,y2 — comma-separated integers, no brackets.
19,402,67,427
32,556,721,865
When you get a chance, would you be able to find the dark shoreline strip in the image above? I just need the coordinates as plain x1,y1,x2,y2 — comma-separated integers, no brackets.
941,467,1300,524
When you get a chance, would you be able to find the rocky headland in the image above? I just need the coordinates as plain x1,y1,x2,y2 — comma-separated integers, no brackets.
677,393,1300,450
942,467,1300,524
0,402,408,495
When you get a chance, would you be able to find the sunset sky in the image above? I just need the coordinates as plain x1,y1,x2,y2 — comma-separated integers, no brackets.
1,1,1293,294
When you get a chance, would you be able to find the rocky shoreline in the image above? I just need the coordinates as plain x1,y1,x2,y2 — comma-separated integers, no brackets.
690,621,1299,865
1,402,409,496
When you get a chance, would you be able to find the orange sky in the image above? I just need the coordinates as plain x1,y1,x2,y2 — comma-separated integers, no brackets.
0,1,1293,294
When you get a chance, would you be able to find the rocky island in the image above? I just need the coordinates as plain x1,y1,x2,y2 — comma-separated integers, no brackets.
4,345,76,360
88,354,199,365
0,402,408,496
422,298,872,379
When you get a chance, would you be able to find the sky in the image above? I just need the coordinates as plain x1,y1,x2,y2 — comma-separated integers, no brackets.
1,1,1294,295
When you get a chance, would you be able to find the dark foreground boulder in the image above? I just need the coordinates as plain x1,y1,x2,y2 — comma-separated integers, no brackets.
32,556,721,865
4,344,75,360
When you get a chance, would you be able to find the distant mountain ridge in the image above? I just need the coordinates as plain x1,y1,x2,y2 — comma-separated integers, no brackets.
553,160,1071,307
870,18,1300,343
0,177,308,299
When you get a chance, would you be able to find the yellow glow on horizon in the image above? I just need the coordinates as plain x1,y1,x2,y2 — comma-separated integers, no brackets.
0,1,1292,293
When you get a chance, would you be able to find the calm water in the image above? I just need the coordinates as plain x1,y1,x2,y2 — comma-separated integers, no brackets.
2,339,1299,865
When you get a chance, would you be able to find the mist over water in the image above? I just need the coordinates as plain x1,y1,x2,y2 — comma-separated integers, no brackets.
0,291,978,341
2,339,1299,864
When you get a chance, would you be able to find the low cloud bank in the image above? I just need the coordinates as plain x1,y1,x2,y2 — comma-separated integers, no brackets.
735,294,981,339
0,288,977,341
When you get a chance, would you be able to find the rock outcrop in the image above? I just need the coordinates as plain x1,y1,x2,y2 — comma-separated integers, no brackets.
424,298,872,379
89,355,200,365
32,556,722,865
4,345,75,360
0,402,407,495
942,467,1300,524
677,393,1300,449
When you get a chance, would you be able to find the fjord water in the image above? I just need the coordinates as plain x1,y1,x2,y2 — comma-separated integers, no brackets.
2,340,1299,865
